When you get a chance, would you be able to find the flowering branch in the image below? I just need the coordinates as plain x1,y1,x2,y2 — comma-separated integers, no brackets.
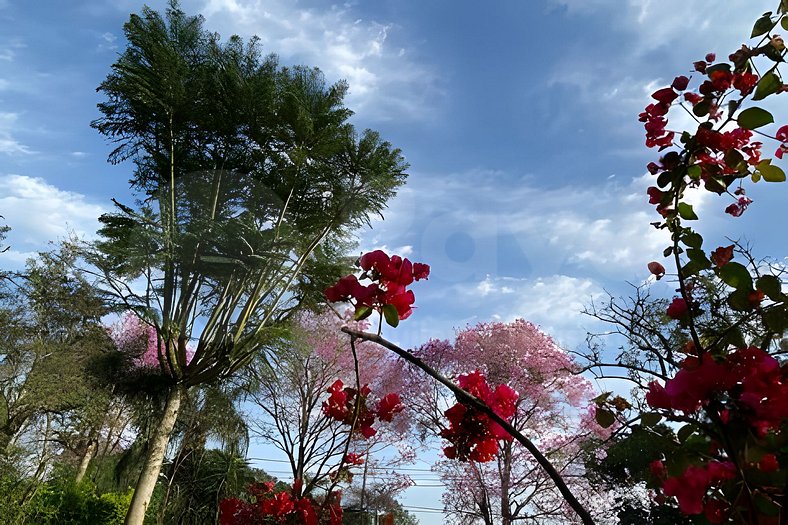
340,326,596,525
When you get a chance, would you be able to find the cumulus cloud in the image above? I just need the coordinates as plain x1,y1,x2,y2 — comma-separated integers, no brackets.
366,169,702,288
191,0,440,120
0,175,106,264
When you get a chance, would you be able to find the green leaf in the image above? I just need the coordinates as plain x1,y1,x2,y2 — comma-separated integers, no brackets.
758,162,786,182
706,63,732,76
656,170,672,188
686,248,711,267
724,148,746,171
677,424,696,443
200,255,242,265
692,99,711,117
677,202,698,220
354,305,372,321
752,14,774,37
757,275,782,300
382,303,399,328
764,306,788,332
682,231,703,249
682,259,708,277
728,289,753,311
782,16,788,30
753,72,781,101
737,107,775,129
718,261,753,290
595,408,616,429
754,493,781,516
687,164,702,181
640,412,662,427
721,326,747,348
592,392,612,404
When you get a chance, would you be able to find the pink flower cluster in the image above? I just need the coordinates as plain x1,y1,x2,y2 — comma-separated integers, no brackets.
219,481,342,525
321,379,404,438
324,250,429,322
647,347,788,434
441,370,519,462
651,459,736,521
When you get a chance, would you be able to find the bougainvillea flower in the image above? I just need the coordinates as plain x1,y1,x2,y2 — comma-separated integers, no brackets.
376,393,405,422
671,75,690,91
440,371,519,463
648,261,666,279
662,461,735,515
652,87,679,104
732,72,758,95
684,92,703,105
413,262,430,280
647,187,663,205
710,245,734,268
703,499,730,524
758,453,779,472
359,250,390,272
646,381,671,409
724,196,752,217
344,453,364,466
325,250,429,325
666,297,689,319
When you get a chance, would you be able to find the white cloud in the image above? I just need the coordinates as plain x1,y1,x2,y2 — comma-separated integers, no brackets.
373,169,695,284
0,175,106,263
193,0,440,120
460,274,605,348
98,31,118,51
0,113,33,155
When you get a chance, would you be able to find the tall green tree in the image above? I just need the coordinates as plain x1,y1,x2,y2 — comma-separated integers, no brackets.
88,3,407,522
0,246,115,520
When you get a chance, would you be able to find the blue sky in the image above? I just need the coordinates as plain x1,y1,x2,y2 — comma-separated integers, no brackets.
2,0,788,520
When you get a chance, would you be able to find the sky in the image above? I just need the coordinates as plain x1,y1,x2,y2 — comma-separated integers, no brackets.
1,0,788,521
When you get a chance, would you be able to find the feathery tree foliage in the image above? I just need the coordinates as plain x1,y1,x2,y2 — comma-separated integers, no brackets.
88,2,407,522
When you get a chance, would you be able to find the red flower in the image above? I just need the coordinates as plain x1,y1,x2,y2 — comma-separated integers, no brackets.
413,262,430,280
703,499,729,524
683,92,703,105
344,453,365,466
724,196,752,217
732,72,758,95
647,187,663,205
325,275,364,303
710,245,734,268
441,371,518,463
694,61,707,73
671,76,690,91
650,459,667,480
758,453,779,472
647,261,666,279
652,87,679,104
705,53,716,62
666,297,688,319
662,461,734,516
376,393,405,422
359,249,391,272
646,381,671,409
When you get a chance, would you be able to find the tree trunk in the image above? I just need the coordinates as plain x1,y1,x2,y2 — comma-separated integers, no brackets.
74,437,97,484
124,385,183,525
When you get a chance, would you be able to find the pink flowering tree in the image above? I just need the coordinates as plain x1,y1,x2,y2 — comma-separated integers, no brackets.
240,310,413,501
325,251,599,524
406,321,613,525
